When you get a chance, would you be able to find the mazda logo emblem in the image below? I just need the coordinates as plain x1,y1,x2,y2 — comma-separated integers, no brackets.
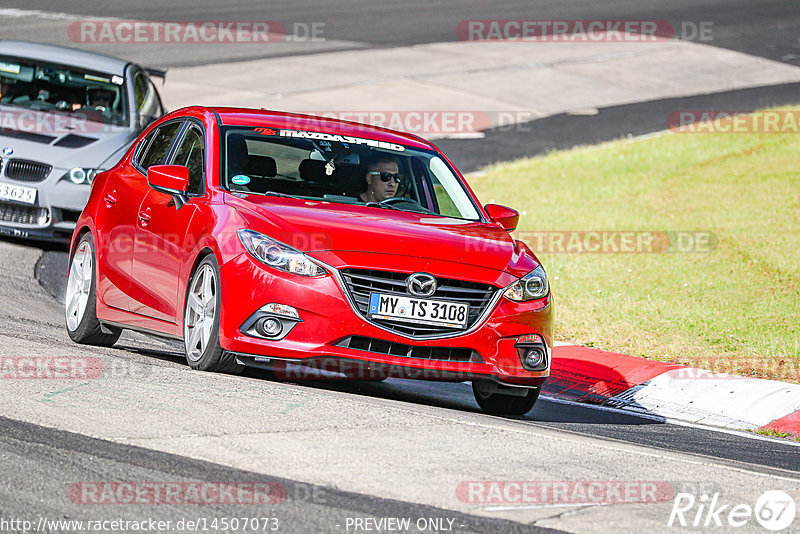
407,273,437,297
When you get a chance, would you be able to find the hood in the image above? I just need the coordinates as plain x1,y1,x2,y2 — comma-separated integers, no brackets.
225,193,539,277
0,105,133,170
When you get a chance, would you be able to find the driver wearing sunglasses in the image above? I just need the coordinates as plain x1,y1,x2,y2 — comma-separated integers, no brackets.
360,156,403,203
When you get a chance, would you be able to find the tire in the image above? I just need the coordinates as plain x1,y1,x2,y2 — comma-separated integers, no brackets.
183,255,243,374
65,233,121,346
472,380,540,415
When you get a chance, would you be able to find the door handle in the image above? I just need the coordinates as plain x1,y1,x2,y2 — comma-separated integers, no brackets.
104,190,117,207
138,207,152,226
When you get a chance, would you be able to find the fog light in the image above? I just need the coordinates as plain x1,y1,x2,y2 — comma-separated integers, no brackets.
257,318,283,338
524,347,545,368
515,334,549,371
240,304,302,341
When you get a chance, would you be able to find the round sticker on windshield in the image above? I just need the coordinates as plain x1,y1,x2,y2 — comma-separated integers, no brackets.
231,174,250,186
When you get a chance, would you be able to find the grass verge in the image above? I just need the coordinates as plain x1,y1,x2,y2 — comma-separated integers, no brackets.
469,108,800,383
751,428,800,442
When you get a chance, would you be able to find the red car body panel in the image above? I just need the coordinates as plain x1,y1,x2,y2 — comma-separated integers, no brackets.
73,106,553,387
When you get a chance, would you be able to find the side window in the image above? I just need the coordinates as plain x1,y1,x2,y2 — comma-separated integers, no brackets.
149,78,165,117
429,172,461,218
170,126,204,194
138,121,183,171
133,71,162,130
133,129,157,168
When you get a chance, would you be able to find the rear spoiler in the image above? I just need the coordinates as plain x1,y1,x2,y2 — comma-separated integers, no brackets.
145,67,168,83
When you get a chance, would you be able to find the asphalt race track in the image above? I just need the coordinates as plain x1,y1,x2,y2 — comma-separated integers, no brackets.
2,0,799,65
3,238,799,532
1,2,800,533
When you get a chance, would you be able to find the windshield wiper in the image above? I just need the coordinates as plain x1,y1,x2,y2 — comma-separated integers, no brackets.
366,200,437,215
364,201,403,211
261,191,307,200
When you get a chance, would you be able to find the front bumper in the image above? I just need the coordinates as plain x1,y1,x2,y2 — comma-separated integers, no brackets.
0,175,90,242
217,252,553,387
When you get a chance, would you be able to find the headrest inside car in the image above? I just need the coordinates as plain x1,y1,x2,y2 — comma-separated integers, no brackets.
227,134,249,173
244,155,277,177
335,164,365,196
298,159,331,183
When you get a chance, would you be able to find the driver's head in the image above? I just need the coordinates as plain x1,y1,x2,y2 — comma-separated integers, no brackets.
0,78,13,97
364,156,402,202
88,87,114,107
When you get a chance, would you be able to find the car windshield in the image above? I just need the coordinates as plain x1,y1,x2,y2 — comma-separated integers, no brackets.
220,126,482,220
0,56,128,126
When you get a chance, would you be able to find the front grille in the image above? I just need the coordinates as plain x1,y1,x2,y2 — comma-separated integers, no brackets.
58,208,81,224
4,159,53,182
340,268,498,337
0,202,49,225
337,336,479,362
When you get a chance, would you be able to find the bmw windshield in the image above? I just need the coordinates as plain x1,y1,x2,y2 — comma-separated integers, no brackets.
0,56,128,126
221,126,482,221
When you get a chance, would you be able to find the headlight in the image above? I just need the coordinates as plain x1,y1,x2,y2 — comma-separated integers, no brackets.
238,229,327,277
61,167,100,185
503,265,549,302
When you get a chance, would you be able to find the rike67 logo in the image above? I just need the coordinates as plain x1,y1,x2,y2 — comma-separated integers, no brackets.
669,490,796,531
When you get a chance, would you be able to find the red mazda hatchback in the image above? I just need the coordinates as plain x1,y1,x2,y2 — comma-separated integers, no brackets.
65,107,553,415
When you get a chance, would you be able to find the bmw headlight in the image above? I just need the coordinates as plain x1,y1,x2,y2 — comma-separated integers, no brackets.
503,265,549,302
61,167,100,185
238,229,327,277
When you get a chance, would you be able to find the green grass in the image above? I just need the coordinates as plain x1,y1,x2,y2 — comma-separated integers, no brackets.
751,428,800,441
469,108,800,382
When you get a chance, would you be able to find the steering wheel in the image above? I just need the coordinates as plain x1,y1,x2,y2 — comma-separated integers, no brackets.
380,196,422,207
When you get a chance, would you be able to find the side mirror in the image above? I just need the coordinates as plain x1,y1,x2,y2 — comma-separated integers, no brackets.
484,203,519,232
147,165,190,208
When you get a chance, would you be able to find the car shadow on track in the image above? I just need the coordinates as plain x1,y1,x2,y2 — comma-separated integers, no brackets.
105,338,665,427
0,235,69,252
254,373,663,426
0,235,72,304
113,344,186,365
99,337,668,427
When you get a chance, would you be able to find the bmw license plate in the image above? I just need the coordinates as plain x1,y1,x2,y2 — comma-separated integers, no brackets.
0,183,36,205
368,293,469,328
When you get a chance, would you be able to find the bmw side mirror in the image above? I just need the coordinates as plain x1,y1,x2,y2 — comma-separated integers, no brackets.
147,165,190,209
484,204,520,232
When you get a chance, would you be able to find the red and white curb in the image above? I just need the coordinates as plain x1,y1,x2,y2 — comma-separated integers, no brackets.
546,343,800,434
